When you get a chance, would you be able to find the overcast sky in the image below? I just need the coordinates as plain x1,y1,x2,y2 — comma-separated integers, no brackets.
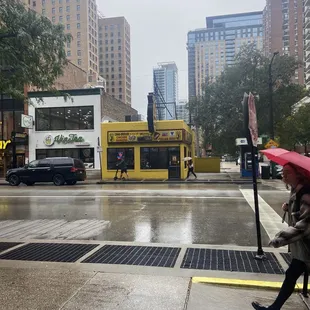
97,0,265,116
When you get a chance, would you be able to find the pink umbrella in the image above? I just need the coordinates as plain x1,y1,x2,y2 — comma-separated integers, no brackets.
261,148,310,179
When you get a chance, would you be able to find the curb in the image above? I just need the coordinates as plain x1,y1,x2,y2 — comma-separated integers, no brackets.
96,180,257,185
192,277,308,292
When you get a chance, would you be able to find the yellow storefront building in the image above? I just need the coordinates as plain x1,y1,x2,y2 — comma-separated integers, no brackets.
101,120,195,180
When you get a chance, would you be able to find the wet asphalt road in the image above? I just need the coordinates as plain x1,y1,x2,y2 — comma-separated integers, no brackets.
0,183,290,246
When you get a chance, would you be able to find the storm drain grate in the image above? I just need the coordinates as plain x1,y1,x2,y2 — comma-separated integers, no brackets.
0,242,22,253
181,248,284,274
82,245,181,268
0,243,99,263
280,253,291,266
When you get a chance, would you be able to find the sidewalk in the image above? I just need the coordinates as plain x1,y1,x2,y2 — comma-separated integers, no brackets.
0,239,308,309
0,267,306,309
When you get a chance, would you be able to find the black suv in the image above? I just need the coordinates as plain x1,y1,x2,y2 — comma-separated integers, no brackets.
6,157,86,186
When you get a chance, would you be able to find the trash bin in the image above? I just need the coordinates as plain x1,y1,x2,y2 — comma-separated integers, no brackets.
261,165,270,180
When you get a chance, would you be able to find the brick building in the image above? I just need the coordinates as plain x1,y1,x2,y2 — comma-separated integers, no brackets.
263,0,304,85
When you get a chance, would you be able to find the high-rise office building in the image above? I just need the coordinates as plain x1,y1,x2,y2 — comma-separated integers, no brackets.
98,17,131,105
153,62,178,120
28,0,99,82
176,100,189,124
187,12,263,98
263,0,304,85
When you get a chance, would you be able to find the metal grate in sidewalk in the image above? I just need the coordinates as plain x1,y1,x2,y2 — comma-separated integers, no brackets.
280,253,291,266
0,243,99,263
0,242,22,253
82,245,181,268
181,248,284,274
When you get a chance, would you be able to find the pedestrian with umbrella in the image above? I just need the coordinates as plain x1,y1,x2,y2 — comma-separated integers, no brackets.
252,149,310,310
184,157,197,180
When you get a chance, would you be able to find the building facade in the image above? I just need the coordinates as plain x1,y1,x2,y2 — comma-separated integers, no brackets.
153,62,178,120
29,0,99,81
263,0,304,85
27,88,138,169
101,120,194,180
187,11,263,98
176,100,189,124
98,17,132,105
304,0,310,86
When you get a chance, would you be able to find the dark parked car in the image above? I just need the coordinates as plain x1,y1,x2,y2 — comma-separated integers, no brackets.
6,157,86,186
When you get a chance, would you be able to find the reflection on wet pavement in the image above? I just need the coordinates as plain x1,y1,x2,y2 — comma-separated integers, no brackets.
0,185,273,246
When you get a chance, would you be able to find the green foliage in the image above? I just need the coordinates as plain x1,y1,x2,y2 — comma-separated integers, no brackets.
0,0,71,99
190,44,306,155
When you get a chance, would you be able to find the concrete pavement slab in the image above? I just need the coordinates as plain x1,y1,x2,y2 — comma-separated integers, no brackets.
186,283,307,310
0,268,95,310
61,273,190,310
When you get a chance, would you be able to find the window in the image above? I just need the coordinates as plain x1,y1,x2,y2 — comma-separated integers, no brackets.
111,39,114,44
52,16,56,22
77,50,81,56
28,160,39,168
67,50,71,56
42,9,46,15
107,148,134,170
77,23,81,29
59,7,63,13
118,46,121,50
78,59,82,65
77,32,81,39
59,16,63,22
52,7,55,14
119,95,122,100
36,149,94,166
67,24,70,30
77,14,80,20
77,5,80,11
66,15,70,21
119,88,122,93
140,148,169,169
35,106,94,131
77,41,81,47
112,88,115,93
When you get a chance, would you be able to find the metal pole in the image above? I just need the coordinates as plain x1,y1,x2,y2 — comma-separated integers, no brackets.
250,142,265,258
97,137,102,181
269,62,274,140
269,52,278,140
303,270,309,298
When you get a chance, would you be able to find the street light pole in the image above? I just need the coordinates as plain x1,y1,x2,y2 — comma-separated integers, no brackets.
268,51,279,140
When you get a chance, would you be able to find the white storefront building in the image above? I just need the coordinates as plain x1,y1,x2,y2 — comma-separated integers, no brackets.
28,89,102,169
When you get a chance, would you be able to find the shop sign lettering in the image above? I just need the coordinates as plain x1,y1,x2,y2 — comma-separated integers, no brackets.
0,140,11,150
43,134,84,146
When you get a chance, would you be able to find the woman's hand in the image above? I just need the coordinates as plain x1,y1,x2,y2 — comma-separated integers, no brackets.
282,203,289,212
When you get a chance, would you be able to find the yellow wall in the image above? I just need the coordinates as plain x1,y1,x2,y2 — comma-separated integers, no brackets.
101,120,194,180
194,157,221,173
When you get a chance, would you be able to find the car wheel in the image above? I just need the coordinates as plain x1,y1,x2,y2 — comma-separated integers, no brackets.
25,182,35,186
53,174,65,186
8,174,21,186
66,180,77,185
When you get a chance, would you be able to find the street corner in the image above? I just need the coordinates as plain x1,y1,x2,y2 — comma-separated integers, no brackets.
186,282,308,310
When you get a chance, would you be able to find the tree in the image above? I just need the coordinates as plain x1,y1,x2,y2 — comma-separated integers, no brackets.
190,44,306,155
0,0,71,99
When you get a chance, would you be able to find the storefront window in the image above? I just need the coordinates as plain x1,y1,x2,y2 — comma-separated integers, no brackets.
140,147,169,169
107,148,134,170
36,106,94,131
36,148,94,168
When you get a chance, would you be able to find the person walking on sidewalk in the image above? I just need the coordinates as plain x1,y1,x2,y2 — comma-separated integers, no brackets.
186,160,197,180
252,164,310,310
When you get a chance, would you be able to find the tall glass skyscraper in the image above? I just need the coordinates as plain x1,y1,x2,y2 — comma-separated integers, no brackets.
187,11,263,98
153,62,178,120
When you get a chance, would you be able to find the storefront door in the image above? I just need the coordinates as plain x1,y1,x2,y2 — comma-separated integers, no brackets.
168,147,180,179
